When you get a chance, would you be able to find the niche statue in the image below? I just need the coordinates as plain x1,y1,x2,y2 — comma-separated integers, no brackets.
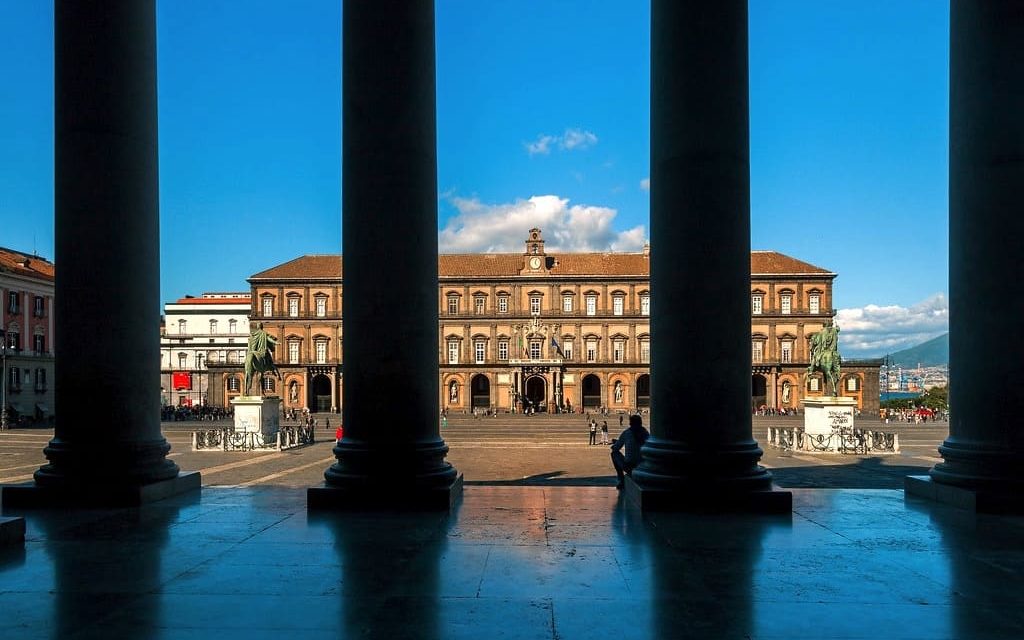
244,322,281,395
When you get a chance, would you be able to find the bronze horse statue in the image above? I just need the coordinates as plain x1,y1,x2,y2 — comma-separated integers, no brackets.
807,325,842,397
244,322,281,396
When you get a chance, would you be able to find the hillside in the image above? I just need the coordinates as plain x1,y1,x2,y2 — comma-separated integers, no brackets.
888,333,948,367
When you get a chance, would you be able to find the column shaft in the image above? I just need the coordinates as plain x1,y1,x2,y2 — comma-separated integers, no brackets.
631,0,783,508
931,1,1024,491
35,0,180,489
317,0,458,502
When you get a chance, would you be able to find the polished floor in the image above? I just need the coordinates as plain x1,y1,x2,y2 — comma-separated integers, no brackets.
1,486,1023,639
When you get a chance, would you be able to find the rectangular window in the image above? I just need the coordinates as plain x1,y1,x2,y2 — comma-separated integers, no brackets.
809,294,820,314
640,341,650,364
9,367,20,388
178,320,186,334
846,377,858,392
315,341,327,364
781,295,792,315
529,340,542,359
752,341,763,363
262,298,273,317
613,340,624,363
178,353,187,369
316,297,327,317
210,320,218,334
34,296,44,316
6,332,18,351
447,297,458,315
586,340,597,363
530,296,541,315
781,340,793,363
288,341,300,364
586,296,596,316
474,298,485,314
33,334,44,354
498,340,509,361
563,339,573,361
498,296,508,313
288,298,299,317
474,340,485,364
640,295,650,316
229,319,237,334
613,297,624,316
35,368,46,391
448,341,459,364
562,295,573,312
809,377,820,392
752,295,763,315
8,292,19,313
227,376,240,392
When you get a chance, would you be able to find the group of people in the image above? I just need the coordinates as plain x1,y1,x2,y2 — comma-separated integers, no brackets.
588,417,616,445
161,405,232,422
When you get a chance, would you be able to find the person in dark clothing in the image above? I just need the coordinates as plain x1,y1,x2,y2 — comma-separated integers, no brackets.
610,414,650,489
589,419,597,445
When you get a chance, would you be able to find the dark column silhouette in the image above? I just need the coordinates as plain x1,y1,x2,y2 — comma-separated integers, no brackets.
629,0,789,512
3,0,199,507
907,1,1024,512
308,0,461,509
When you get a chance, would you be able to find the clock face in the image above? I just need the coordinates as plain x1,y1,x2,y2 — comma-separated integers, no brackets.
529,257,541,269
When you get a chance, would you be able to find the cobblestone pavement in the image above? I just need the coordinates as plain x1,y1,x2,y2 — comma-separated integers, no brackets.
0,414,947,489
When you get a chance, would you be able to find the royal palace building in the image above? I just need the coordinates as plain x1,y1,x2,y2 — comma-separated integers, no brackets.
209,229,878,415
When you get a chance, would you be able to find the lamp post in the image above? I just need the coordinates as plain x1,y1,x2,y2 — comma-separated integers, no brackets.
1,330,8,431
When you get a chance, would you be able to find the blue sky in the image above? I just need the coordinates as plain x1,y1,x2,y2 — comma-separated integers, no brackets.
0,1,949,356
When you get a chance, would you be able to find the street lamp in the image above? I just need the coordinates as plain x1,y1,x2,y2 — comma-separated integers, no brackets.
1,330,8,431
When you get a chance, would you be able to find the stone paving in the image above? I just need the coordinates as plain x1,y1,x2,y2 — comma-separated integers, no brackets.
0,414,947,489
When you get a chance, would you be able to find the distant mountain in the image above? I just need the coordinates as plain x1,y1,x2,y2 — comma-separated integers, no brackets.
887,333,948,368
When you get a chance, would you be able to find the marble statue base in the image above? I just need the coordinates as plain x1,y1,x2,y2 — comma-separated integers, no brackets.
801,396,857,452
231,396,281,439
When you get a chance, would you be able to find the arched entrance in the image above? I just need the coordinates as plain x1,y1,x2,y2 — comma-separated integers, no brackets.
582,374,601,408
311,374,332,412
525,376,546,412
636,374,650,408
751,374,767,411
471,374,491,409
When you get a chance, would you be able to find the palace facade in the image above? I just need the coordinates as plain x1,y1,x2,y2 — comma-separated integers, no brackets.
209,229,878,414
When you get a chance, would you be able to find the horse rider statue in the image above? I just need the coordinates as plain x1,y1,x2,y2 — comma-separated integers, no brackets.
244,322,281,396
807,325,842,397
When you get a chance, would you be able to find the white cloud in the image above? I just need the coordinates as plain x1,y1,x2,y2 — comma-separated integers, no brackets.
560,128,598,151
525,135,555,156
835,293,948,357
639,177,650,191
439,194,646,254
525,128,598,155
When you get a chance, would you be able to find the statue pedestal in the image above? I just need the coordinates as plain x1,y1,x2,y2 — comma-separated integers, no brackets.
230,396,281,439
802,396,857,452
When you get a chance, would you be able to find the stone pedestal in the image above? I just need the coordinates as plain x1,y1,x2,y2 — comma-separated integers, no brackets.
803,397,856,432
0,516,25,546
231,396,280,439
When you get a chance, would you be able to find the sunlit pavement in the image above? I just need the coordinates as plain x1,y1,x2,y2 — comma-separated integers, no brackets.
0,414,948,489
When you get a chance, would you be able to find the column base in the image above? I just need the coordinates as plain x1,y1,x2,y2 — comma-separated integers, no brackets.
1,471,201,508
0,516,25,546
308,474,463,512
905,475,1024,514
624,476,792,513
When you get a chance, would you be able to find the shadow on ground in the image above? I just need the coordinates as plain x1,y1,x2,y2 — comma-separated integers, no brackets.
769,457,930,489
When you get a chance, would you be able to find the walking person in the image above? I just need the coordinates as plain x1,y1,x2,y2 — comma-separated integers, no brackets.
589,419,597,445
610,414,650,490
601,420,610,445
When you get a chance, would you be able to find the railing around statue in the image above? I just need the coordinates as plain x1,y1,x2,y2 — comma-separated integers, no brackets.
192,426,315,452
767,426,899,455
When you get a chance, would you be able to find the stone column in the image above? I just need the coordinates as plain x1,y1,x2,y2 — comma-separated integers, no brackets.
906,1,1024,512
3,1,199,507
310,0,460,509
629,0,789,511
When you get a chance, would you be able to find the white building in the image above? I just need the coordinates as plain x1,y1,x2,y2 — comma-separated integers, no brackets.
0,247,55,422
160,292,251,407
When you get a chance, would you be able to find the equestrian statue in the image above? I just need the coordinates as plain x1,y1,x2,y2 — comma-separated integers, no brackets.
244,322,281,396
807,325,842,397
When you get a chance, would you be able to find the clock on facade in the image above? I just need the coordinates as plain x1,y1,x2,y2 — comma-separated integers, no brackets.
529,257,541,269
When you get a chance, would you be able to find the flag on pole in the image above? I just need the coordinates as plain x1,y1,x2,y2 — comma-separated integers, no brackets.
550,336,565,358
